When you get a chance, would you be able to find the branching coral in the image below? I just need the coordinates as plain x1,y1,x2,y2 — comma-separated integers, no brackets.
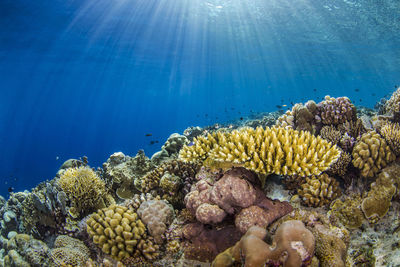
320,125,342,145
318,96,356,125
57,166,107,217
212,220,315,267
352,131,396,177
328,149,351,177
86,204,159,260
180,127,340,182
297,173,341,207
380,121,400,156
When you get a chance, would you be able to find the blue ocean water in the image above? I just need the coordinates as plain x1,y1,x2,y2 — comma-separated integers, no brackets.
0,0,399,197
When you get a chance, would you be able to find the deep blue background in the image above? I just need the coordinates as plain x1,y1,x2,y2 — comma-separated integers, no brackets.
1,0,400,196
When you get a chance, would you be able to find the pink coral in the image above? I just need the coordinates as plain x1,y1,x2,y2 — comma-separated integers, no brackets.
318,96,356,125
212,220,315,267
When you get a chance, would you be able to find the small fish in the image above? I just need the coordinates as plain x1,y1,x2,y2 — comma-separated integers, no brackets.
276,105,282,109
56,156,59,160
355,88,360,92
371,93,376,96
282,104,287,107
395,85,398,88
240,117,243,120
313,88,317,92
145,133,152,137
149,140,159,145
291,101,295,106
359,99,362,102
8,187,14,193
188,141,195,147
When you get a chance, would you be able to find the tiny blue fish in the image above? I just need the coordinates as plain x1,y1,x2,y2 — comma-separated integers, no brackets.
188,141,195,146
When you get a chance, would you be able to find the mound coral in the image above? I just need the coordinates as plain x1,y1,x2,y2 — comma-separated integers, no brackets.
298,173,341,207
352,131,396,177
50,235,90,266
380,121,400,156
137,200,174,244
86,204,158,260
180,127,340,182
212,220,315,267
57,166,107,217
275,101,319,132
318,96,356,125
4,234,50,266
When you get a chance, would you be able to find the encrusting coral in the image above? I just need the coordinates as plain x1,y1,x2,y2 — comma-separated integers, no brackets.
212,220,315,267
57,166,108,217
86,204,159,261
352,131,395,178
380,121,400,156
297,173,341,207
361,165,397,223
180,126,340,183
329,195,364,229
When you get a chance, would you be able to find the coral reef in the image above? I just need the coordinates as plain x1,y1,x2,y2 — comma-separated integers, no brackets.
151,133,189,164
318,96,356,125
212,220,315,267
298,173,341,207
57,166,109,218
3,234,50,266
137,200,174,244
50,235,90,266
327,149,351,177
384,86,400,116
320,125,342,144
380,121,400,156
275,100,319,133
180,126,340,180
86,204,158,261
352,131,395,177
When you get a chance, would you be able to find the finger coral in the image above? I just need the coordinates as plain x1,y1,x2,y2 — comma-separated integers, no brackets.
86,204,156,261
298,173,341,207
380,121,400,156
318,96,356,125
212,220,315,267
352,131,396,177
57,166,107,217
180,127,340,182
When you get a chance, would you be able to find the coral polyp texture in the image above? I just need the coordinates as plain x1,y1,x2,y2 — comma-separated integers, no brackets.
50,235,90,266
329,195,365,229
384,86,400,115
57,166,107,217
318,95,356,125
212,220,315,267
86,204,149,260
352,131,396,177
298,173,341,207
380,121,400,156
179,126,340,180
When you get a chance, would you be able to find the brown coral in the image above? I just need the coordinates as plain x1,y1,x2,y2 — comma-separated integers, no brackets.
275,101,319,133
329,195,364,229
328,149,351,177
180,127,341,181
320,125,342,144
212,220,315,267
380,122,400,156
298,173,341,207
318,96,356,125
50,235,90,266
352,131,396,177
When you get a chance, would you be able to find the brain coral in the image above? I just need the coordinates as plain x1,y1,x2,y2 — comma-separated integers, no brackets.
318,96,356,125
86,204,149,260
57,166,107,217
180,127,340,182
137,200,174,244
212,220,315,267
50,235,90,266
298,173,341,207
380,122,400,156
352,131,396,177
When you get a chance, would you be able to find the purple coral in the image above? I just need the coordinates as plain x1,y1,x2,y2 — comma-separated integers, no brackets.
318,96,356,125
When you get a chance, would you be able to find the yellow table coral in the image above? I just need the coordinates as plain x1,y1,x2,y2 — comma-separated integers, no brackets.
180,127,340,180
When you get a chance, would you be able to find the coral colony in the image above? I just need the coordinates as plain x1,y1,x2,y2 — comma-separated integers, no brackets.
1,89,400,266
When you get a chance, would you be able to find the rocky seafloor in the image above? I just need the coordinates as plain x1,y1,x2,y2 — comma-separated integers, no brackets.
1,89,400,267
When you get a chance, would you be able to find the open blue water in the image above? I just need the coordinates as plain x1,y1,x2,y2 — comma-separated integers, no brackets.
1,0,399,196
